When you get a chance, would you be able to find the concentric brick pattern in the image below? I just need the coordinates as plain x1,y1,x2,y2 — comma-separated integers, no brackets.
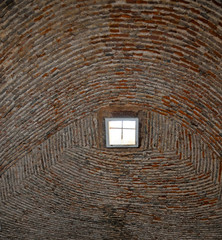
0,0,222,239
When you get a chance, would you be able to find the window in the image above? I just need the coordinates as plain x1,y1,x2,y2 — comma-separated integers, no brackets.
105,118,139,148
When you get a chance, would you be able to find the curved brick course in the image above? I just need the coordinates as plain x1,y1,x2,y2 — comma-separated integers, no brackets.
0,0,221,239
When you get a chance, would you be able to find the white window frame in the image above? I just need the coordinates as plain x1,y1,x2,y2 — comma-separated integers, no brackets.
105,118,139,148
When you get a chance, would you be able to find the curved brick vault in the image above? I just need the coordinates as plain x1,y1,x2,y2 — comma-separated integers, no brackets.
0,0,222,239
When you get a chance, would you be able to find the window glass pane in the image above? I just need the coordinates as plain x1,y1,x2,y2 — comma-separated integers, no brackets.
122,129,136,145
109,121,122,128
109,129,122,145
123,120,136,129
106,118,138,147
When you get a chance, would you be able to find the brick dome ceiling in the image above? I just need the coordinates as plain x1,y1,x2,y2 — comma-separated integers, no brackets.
0,0,221,239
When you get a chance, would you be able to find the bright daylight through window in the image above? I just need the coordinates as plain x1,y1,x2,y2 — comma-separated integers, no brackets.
105,118,139,148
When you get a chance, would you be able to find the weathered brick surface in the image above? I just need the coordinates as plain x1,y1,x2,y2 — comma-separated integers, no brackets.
0,0,221,239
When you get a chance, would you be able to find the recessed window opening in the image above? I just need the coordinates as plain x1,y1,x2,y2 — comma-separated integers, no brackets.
105,118,139,148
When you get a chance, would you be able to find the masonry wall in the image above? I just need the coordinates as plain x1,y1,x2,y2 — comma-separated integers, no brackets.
0,0,221,239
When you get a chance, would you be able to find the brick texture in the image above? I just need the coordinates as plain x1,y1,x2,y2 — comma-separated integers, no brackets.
0,0,221,239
